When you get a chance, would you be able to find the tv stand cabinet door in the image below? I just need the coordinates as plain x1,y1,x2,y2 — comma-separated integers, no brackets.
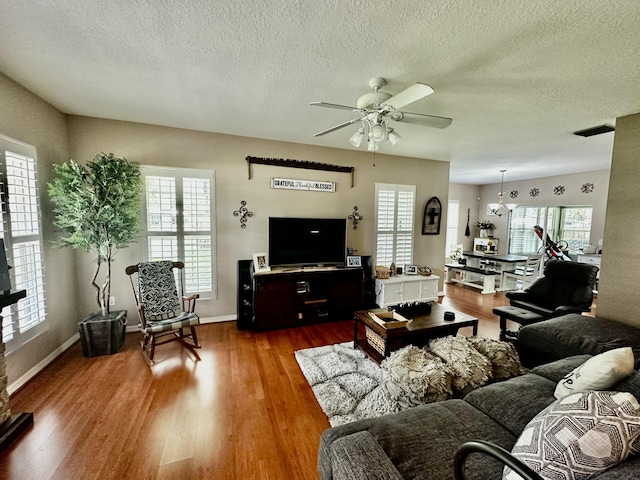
253,275,298,330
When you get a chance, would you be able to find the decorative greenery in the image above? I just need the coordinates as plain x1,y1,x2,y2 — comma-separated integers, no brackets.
450,246,463,262
48,153,142,316
475,220,496,230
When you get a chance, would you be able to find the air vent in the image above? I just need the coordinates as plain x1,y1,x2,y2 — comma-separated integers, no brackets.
573,124,615,137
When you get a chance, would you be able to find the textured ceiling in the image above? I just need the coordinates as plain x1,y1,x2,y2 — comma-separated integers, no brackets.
1,0,639,184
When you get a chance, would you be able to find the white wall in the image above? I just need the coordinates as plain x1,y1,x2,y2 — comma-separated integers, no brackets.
447,183,482,253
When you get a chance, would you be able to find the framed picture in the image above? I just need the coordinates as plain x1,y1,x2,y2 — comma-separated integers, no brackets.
253,252,271,272
346,255,362,268
405,265,418,275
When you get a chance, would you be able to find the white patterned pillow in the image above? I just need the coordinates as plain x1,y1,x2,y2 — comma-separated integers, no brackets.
554,347,635,399
137,261,181,321
428,335,492,393
503,391,640,480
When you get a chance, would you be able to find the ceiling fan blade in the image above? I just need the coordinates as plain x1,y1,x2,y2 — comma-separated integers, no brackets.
313,117,363,137
310,101,358,112
393,111,452,129
384,83,434,110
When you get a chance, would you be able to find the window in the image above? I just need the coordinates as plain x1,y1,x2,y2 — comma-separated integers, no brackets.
0,135,47,352
445,200,460,257
141,166,216,298
374,183,416,266
509,206,592,255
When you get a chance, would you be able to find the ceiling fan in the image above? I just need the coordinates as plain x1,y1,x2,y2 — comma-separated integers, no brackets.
311,77,452,151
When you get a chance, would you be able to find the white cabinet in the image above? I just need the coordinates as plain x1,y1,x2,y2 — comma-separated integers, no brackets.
375,274,439,308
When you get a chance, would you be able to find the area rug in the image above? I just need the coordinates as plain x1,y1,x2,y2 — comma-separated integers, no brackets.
294,342,398,426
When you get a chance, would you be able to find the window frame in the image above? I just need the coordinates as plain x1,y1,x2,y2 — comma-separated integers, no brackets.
140,165,216,299
0,135,48,352
374,183,416,267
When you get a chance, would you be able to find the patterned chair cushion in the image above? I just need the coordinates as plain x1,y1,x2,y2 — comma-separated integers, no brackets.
145,311,199,333
503,391,640,480
137,261,181,321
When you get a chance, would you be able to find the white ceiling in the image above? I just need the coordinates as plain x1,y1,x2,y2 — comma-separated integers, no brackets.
1,0,639,184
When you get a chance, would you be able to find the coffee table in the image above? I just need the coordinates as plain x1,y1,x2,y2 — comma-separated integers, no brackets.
353,303,479,364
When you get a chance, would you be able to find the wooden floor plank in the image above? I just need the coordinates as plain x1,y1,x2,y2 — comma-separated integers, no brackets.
0,284,596,479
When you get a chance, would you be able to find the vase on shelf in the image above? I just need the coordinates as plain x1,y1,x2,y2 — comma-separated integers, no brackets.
480,229,490,238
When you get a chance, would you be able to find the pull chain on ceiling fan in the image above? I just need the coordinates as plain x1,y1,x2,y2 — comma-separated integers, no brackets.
311,77,452,151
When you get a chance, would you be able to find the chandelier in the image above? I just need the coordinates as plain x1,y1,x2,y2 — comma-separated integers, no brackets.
488,170,517,216
348,112,401,151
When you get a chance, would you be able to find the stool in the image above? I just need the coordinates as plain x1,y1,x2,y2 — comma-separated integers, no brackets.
493,306,545,342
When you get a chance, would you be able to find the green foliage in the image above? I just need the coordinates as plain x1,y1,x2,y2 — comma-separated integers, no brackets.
48,153,142,314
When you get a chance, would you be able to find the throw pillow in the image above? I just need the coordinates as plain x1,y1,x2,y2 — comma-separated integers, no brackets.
428,335,492,393
466,336,528,382
554,347,635,399
503,391,640,480
380,345,452,409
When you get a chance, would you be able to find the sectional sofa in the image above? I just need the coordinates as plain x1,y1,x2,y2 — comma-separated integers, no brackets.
318,314,640,480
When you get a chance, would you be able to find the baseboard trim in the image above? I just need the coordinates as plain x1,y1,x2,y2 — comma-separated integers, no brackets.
8,333,80,396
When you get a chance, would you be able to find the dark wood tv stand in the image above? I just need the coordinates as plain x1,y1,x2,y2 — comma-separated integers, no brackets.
252,267,363,331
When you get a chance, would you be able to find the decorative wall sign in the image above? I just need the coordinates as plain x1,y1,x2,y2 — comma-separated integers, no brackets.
530,188,540,197
246,156,355,187
509,190,518,198
554,185,566,195
422,196,442,235
233,200,253,228
270,177,335,192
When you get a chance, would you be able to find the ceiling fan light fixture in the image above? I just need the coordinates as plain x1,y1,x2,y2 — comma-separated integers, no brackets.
367,138,379,151
349,127,364,147
388,129,401,145
370,123,387,143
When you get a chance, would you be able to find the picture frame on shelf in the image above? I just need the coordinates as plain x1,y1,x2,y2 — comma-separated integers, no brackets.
346,255,362,268
405,265,418,275
253,252,271,272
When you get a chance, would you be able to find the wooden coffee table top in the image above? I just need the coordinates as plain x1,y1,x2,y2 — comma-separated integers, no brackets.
355,303,478,337
354,303,479,364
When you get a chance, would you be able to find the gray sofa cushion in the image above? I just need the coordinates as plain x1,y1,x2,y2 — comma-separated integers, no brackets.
529,354,593,383
319,399,516,480
329,431,403,480
518,314,640,368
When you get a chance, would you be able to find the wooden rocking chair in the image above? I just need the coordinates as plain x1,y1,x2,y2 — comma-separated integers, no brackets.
125,260,201,365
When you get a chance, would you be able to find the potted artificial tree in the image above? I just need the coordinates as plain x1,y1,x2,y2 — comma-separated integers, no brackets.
48,152,142,356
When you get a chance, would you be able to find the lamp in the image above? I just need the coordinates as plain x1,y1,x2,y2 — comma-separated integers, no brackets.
488,170,517,217
351,114,400,150
349,128,364,147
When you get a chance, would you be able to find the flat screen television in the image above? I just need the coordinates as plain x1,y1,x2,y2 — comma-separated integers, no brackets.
268,217,347,267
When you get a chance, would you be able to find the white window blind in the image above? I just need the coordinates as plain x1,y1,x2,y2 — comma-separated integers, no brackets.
374,183,416,267
0,136,48,351
141,166,216,298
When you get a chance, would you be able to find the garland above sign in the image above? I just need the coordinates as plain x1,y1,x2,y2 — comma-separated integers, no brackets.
246,156,355,187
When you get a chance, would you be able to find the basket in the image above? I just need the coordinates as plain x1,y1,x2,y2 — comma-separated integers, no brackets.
375,266,391,279
365,326,386,355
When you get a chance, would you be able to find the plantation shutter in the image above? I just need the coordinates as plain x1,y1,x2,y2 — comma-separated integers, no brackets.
0,137,48,351
374,183,416,267
141,166,216,298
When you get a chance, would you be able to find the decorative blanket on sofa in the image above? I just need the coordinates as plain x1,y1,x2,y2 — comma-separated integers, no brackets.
295,335,526,426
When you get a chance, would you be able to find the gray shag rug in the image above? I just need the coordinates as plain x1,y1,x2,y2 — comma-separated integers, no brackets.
294,342,398,426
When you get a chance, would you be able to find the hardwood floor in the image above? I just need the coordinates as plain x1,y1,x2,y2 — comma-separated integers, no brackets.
0,284,593,480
